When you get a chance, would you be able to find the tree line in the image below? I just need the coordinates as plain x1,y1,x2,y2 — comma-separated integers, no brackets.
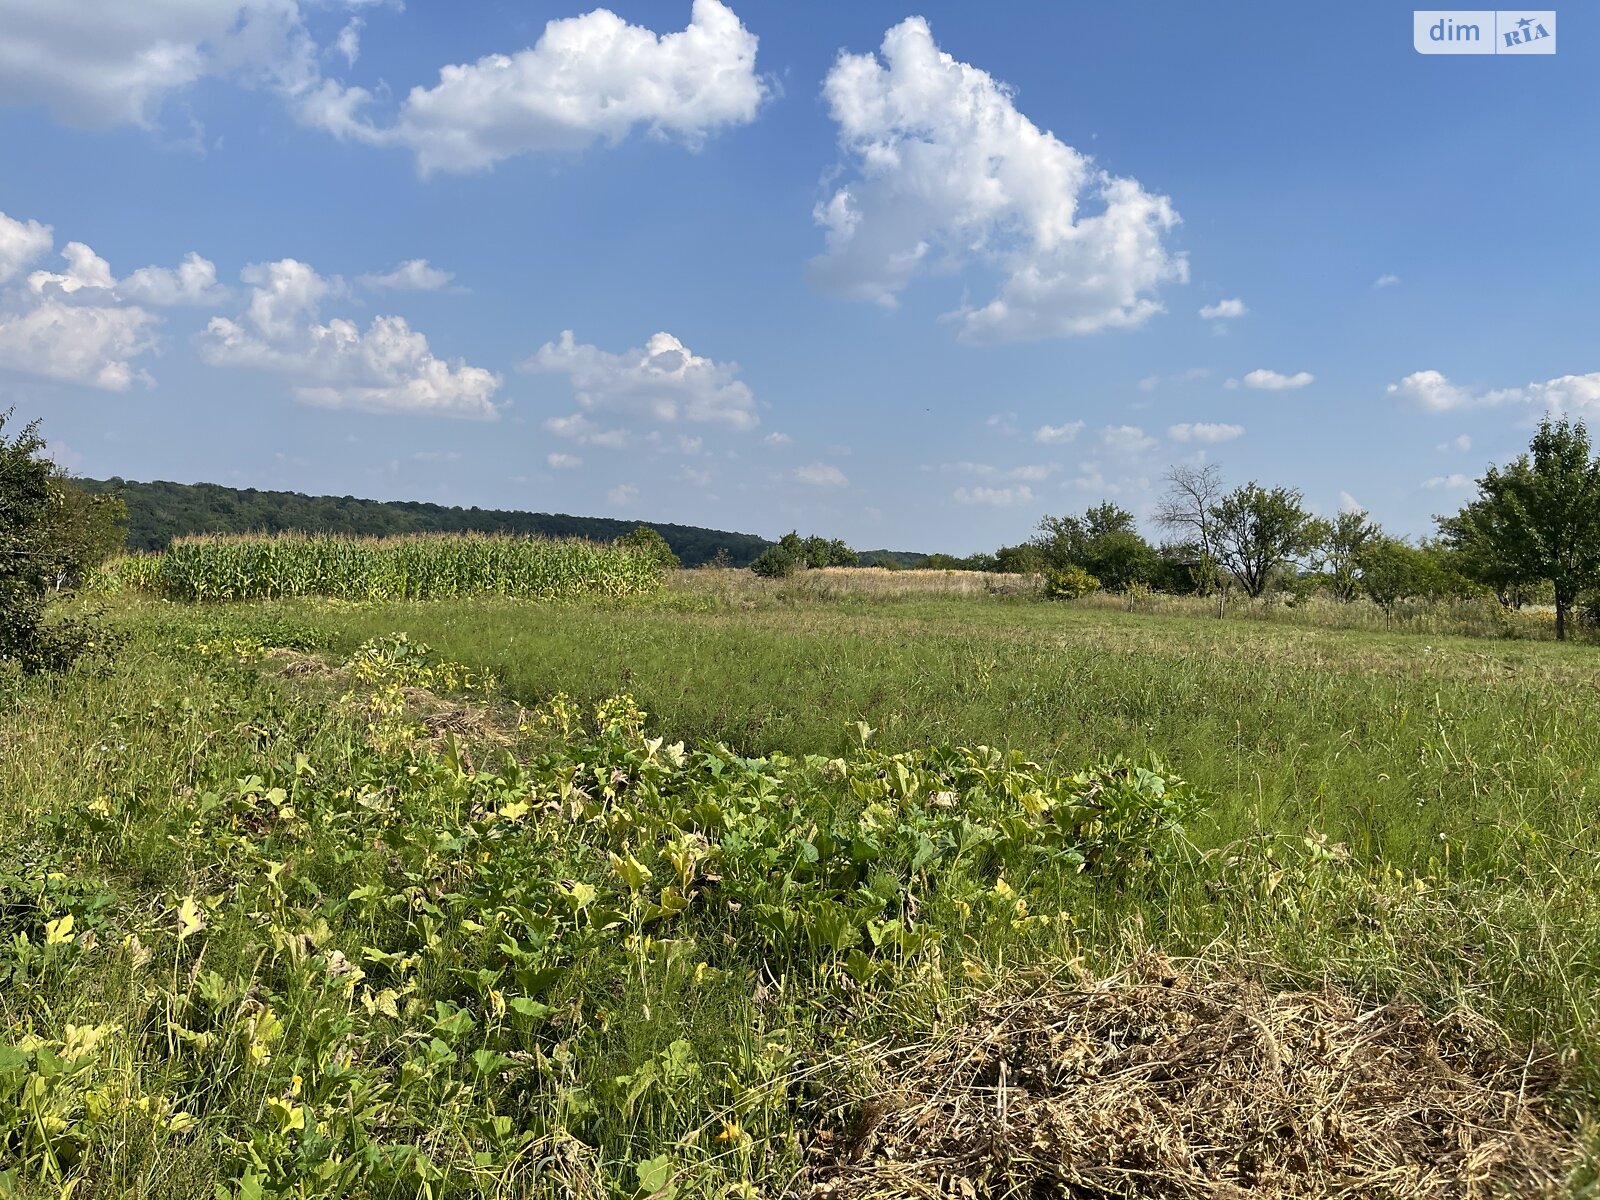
918,417,1600,641
77,477,773,568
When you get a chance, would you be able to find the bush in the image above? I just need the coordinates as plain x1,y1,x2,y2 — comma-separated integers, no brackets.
1044,564,1099,600
0,412,122,674
750,546,798,579
614,524,681,572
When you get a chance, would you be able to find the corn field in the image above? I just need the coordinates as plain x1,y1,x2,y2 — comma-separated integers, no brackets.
146,533,664,601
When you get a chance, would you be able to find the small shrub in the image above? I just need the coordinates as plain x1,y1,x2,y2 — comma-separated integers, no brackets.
1044,564,1099,600
750,547,798,579
615,524,680,572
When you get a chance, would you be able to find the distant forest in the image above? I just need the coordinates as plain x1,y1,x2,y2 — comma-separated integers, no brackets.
79,478,776,568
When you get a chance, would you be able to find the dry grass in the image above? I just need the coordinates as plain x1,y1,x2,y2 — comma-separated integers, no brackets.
808,957,1580,1200
677,567,1042,602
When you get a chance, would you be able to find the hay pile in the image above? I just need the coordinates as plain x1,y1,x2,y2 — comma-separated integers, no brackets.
807,959,1576,1199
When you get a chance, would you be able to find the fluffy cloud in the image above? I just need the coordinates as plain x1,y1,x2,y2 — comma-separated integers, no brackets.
953,484,1034,506
1240,368,1313,391
0,214,207,390
334,16,363,66
0,212,52,283
1374,273,1401,289
1522,374,1600,416
1198,298,1246,320
0,298,157,391
1033,421,1084,444
1422,474,1472,490
119,252,229,306
27,242,115,295
1102,425,1156,454
763,431,792,446
529,330,758,432
1339,491,1364,514
1437,434,1472,453
543,413,630,449
607,483,639,506
311,0,766,173
1384,368,1599,414
359,259,454,291
810,17,1185,342
0,1,324,129
794,463,848,487
198,257,501,418
1167,422,1242,443
546,452,583,469
1387,370,1473,411
937,461,1054,482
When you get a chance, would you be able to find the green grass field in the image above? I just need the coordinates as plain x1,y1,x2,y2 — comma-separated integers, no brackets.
4,583,1598,1197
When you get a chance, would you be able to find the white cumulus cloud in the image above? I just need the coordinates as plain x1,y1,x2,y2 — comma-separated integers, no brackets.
607,483,639,506
0,298,157,391
197,257,501,418
1422,474,1473,490
0,1,324,129
359,259,454,291
1102,424,1156,454
1167,422,1242,444
528,330,757,431
1198,298,1246,320
809,17,1186,342
794,462,848,487
546,452,583,469
1241,368,1313,391
119,252,229,306
1033,421,1084,444
0,212,52,283
0,213,210,390
310,0,767,174
1391,369,1600,418
953,484,1034,507
543,413,630,449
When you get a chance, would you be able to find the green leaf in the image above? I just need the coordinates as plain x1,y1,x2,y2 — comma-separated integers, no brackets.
634,1154,677,1198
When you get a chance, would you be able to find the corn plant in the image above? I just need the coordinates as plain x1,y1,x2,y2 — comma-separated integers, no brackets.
155,533,665,602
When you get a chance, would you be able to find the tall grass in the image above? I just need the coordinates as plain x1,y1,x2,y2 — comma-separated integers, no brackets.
154,532,663,601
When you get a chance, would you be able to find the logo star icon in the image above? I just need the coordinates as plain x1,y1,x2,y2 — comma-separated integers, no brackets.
1517,16,1534,29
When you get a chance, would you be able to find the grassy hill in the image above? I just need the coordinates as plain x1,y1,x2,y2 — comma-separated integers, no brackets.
79,477,774,567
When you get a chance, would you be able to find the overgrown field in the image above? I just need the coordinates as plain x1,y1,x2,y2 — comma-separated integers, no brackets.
3,590,1599,1197
95,533,664,602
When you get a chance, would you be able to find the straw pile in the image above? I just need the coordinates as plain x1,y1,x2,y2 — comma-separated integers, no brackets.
807,958,1576,1199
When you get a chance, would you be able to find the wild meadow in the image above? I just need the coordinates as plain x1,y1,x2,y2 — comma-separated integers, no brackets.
4,566,1600,1198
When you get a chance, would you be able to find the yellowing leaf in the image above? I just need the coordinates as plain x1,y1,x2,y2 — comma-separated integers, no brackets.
44,914,75,945
266,1097,305,1133
175,896,207,941
608,851,653,892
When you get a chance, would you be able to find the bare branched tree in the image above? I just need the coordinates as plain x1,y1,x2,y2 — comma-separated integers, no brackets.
1153,463,1225,592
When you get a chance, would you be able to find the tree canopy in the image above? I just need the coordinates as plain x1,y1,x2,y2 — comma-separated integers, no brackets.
1439,417,1600,640
1,413,124,673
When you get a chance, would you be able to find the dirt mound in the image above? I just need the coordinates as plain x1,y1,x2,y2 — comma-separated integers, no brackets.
807,959,1576,1199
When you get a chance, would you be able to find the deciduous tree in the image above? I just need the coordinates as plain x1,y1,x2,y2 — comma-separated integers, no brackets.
1440,417,1600,640
1209,482,1320,599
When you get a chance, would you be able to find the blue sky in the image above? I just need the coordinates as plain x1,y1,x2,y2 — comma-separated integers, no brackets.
1,2,1595,553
